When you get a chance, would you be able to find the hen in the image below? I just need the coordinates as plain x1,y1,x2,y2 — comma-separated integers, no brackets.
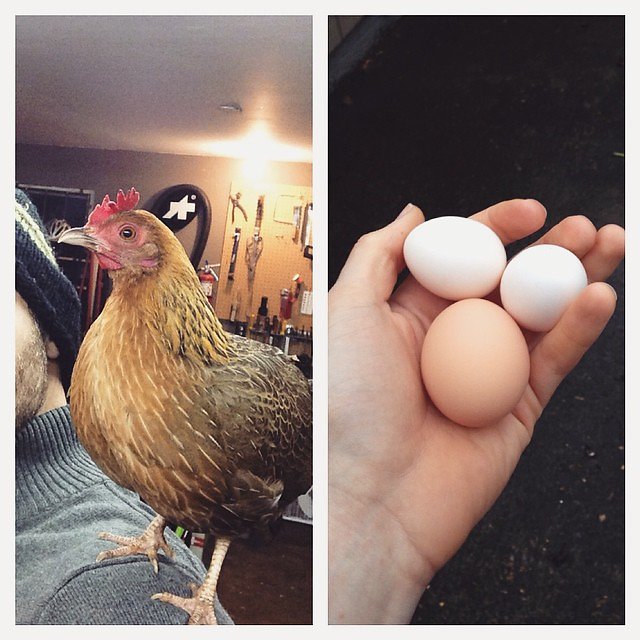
58,188,312,624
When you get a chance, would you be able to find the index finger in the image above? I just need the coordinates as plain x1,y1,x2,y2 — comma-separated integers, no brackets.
332,203,425,304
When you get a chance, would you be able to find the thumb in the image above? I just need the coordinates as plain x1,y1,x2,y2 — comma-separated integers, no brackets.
332,203,425,304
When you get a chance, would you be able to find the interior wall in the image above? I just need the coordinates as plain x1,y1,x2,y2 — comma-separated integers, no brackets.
15,143,313,271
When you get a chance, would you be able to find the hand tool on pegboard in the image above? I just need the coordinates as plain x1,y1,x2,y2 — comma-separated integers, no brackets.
229,192,248,224
245,195,265,286
227,227,242,281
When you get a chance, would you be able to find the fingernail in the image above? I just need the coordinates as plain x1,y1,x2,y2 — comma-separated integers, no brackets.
605,283,618,300
525,198,547,215
396,203,415,220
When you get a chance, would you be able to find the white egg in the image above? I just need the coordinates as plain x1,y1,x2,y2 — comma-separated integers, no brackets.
500,244,588,332
403,216,506,300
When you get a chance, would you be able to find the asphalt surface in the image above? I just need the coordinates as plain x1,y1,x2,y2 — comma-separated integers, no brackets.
329,15,624,624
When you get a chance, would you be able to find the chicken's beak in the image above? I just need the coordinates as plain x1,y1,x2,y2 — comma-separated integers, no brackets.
58,226,100,252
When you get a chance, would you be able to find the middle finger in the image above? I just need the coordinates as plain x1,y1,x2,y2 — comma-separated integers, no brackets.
529,214,597,259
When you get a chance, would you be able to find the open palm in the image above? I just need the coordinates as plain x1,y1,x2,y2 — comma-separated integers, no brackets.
328,199,624,623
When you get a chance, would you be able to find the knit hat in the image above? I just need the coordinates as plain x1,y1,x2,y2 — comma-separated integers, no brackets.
15,188,82,391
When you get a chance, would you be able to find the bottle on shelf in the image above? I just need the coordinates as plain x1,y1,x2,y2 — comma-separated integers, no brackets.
255,296,269,332
271,314,280,336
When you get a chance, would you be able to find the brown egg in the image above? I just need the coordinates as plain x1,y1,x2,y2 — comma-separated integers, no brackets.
421,298,530,428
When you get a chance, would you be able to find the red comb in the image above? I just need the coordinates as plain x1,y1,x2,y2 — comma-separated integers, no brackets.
88,187,141,225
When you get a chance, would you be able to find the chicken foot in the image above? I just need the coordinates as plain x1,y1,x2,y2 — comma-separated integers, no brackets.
152,535,232,625
96,514,174,573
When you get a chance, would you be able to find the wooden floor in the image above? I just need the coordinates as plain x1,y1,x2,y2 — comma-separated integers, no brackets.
215,520,313,625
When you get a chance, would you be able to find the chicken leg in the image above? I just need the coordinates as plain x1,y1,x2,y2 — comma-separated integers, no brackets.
96,514,174,573
152,535,232,625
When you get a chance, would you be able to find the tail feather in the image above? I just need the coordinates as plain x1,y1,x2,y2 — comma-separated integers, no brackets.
220,469,284,528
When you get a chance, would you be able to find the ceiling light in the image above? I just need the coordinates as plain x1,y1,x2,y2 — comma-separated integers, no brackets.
202,123,311,163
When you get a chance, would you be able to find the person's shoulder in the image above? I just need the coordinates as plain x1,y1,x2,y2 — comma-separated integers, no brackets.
17,477,234,624
32,556,232,624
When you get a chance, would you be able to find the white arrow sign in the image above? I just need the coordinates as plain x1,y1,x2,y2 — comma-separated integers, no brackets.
163,194,196,220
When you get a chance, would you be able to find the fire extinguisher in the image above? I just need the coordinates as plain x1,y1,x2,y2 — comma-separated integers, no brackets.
198,260,219,305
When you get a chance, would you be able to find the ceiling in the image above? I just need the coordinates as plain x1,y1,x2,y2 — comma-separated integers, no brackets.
15,15,312,163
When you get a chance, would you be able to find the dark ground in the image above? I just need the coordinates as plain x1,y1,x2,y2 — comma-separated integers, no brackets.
216,521,312,624
329,16,624,624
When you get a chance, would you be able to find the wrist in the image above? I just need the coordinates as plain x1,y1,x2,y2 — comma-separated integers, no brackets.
329,485,435,624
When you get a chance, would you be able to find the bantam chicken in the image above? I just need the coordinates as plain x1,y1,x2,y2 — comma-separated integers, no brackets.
58,188,312,625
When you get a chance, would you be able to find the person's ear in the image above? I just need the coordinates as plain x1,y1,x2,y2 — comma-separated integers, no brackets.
45,339,59,360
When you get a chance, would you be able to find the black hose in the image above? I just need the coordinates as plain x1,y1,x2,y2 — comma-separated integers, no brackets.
145,184,212,268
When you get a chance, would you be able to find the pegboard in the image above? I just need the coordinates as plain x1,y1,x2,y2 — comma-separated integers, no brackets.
215,182,313,330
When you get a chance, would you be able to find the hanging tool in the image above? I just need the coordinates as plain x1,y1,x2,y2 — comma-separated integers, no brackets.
301,202,313,249
255,194,264,230
245,195,265,286
227,227,242,281
245,233,264,285
292,204,302,243
229,192,248,224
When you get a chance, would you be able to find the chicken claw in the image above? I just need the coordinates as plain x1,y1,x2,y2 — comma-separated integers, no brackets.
96,514,174,573
152,583,218,625
152,535,231,625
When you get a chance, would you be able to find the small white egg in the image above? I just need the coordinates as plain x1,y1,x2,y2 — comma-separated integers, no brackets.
403,216,506,300
500,244,588,332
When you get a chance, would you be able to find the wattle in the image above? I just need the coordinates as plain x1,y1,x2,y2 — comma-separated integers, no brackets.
97,254,122,270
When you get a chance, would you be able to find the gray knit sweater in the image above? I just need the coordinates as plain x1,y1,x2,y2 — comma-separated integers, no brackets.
15,406,233,625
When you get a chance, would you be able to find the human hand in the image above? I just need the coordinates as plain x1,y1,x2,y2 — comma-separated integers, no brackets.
328,200,624,624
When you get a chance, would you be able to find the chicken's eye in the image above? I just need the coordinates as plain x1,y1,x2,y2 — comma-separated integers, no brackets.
119,226,136,240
